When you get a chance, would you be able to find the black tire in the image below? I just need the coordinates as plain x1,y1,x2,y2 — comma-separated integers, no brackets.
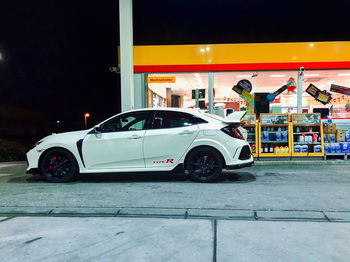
39,148,79,183
186,147,223,182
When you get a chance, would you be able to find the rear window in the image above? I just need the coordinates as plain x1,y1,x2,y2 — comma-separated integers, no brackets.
152,111,207,129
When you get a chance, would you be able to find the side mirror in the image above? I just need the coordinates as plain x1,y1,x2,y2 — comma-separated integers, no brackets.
93,126,102,134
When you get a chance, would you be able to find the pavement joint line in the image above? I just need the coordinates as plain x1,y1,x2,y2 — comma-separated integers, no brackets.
2,206,350,213
114,209,121,217
0,213,350,223
259,217,327,222
212,219,217,262
253,211,259,220
322,211,330,222
0,216,15,223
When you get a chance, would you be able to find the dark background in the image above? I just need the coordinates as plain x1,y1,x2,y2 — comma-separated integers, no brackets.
1,0,350,127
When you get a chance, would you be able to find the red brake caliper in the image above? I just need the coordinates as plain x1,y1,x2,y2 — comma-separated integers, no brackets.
49,156,57,170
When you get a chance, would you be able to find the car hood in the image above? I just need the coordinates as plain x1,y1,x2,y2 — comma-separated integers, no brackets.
40,129,91,143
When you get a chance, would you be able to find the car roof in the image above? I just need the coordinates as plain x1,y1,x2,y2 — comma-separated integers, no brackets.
123,107,205,116
97,107,213,127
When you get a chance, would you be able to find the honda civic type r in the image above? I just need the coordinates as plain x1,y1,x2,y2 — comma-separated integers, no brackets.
26,108,253,182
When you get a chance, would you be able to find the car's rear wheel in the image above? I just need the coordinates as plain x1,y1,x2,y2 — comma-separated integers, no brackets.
40,148,78,183
186,147,223,182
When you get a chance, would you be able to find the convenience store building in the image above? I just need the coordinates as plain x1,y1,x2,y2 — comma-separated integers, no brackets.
128,41,350,159
131,41,350,116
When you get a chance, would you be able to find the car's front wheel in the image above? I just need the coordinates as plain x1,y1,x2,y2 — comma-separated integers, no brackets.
186,147,223,182
40,148,79,183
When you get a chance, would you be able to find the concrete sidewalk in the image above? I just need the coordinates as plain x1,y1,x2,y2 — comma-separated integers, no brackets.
0,216,349,262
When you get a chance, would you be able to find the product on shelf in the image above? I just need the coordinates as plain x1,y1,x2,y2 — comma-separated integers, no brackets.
324,144,330,153
275,146,280,154
323,123,336,133
336,129,346,142
324,135,328,143
330,144,336,153
346,131,350,142
336,143,341,153
251,144,256,153
339,142,348,153
264,144,269,153
314,145,322,153
301,145,308,153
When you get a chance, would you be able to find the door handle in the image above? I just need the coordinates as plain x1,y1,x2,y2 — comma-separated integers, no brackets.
128,135,142,139
179,130,194,135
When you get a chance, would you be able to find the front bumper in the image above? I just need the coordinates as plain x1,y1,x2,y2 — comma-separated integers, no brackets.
26,148,42,172
226,160,254,170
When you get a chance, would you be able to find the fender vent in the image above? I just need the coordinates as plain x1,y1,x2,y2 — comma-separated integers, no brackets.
239,145,251,160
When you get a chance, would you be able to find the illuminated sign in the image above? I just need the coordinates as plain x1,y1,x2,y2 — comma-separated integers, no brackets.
147,76,175,83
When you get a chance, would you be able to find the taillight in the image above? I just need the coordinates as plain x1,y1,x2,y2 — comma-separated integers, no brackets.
221,124,245,140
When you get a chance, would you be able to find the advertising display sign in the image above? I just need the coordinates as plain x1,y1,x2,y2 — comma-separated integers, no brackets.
330,84,350,95
232,79,254,103
305,84,332,105
292,114,321,125
260,114,289,125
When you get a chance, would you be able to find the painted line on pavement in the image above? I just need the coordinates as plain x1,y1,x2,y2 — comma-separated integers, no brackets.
212,219,217,262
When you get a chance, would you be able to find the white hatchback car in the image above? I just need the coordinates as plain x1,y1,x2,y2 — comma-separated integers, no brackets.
26,108,253,182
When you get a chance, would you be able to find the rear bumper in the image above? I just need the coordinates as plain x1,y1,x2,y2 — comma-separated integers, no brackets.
226,160,254,170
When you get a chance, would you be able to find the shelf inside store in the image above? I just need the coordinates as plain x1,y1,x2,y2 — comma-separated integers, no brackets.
247,140,256,143
247,133,256,135
261,124,289,127
293,124,320,127
293,132,319,135
294,142,321,145
261,131,288,133
261,141,288,143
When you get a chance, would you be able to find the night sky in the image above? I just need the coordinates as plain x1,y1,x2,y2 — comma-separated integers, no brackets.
1,0,350,125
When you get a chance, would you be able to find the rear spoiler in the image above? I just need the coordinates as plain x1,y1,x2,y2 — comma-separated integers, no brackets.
221,111,247,124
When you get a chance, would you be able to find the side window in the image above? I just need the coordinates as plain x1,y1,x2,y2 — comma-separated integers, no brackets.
153,111,204,129
100,111,150,133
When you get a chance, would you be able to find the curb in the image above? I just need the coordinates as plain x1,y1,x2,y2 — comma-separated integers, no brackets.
1,207,350,222
254,160,350,166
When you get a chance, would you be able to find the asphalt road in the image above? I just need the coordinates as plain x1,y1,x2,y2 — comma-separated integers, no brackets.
1,162,350,262
1,162,350,212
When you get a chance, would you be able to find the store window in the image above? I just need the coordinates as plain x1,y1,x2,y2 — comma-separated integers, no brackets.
213,71,298,114
147,73,208,109
147,71,300,114
301,69,350,118
147,70,350,118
